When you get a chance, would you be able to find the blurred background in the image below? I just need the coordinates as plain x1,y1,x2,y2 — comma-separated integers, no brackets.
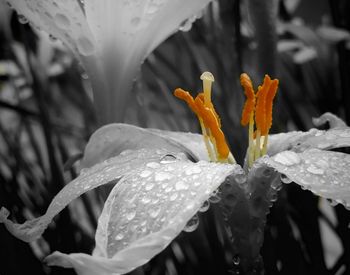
1,0,350,274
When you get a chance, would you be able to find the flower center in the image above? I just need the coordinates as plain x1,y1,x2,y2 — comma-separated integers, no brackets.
174,72,279,167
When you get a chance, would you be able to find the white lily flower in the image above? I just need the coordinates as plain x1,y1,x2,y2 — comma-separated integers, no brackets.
6,0,213,123
1,73,350,274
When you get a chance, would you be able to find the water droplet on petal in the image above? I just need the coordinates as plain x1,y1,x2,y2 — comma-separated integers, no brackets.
115,233,124,240
307,165,324,175
149,207,161,218
147,162,160,169
209,190,221,203
17,14,29,24
274,151,301,166
175,181,189,190
54,13,70,28
199,200,210,212
185,166,201,175
169,193,178,201
280,174,292,184
140,170,152,178
183,214,199,232
154,172,172,181
77,36,95,56
160,154,177,164
125,211,136,221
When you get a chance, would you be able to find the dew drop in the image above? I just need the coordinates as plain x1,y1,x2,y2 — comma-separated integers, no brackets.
307,165,324,175
18,14,29,24
147,162,160,169
169,193,178,201
54,13,70,28
49,34,57,42
154,171,172,181
175,181,189,190
77,36,95,56
183,214,199,232
234,171,247,185
140,170,152,178
274,151,301,166
145,182,154,191
149,207,161,218
125,211,136,221
209,190,221,203
160,154,177,164
280,174,292,184
232,255,240,265
199,200,210,212
141,197,151,204
185,166,201,175
115,233,124,240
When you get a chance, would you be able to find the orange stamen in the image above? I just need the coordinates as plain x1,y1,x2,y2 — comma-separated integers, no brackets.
255,75,272,132
174,88,198,113
261,79,279,136
240,73,256,126
194,96,230,160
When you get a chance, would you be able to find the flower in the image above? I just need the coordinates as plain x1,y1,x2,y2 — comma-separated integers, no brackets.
6,0,213,123
1,73,350,274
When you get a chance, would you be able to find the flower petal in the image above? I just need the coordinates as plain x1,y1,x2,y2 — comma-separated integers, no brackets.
81,124,201,169
264,149,350,207
268,113,350,155
0,149,170,242
148,128,209,161
46,158,236,274
8,0,96,56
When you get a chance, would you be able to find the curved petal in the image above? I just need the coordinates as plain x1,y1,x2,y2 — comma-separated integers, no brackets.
84,0,213,121
268,113,350,155
148,128,209,161
81,124,201,169
264,149,350,207
7,0,96,57
46,159,236,274
0,149,170,242
268,127,350,155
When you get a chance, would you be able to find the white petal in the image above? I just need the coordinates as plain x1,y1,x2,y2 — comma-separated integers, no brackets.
46,159,235,274
0,149,169,242
7,0,96,56
81,124,201,169
148,128,209,161
265,149,350,207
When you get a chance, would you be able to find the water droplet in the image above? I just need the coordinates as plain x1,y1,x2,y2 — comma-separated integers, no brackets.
169,193,178,201
160,154,177,164
185,166,201,175
149,207,161,218
307,165,324,175
141,197,151,204
209,190,221,203
154,172,172,181
125,211,136,221
77,36,95,56
183,214,199,232
199,200,210,212
270,192,278,202
18,14,29,24
232,255,240,265
234,171,247,185
115,233,124,240
140,170,152,178
274,151,301,166
54,13,70,28
328,199,338,207
147,162,160,169
145,182,154,191
280,174,292,184
339,131,350,138
49,34,57,42
175,181,189,190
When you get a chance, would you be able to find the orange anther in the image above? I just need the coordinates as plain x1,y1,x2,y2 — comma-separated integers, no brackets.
255,75,272,132
174,88,198,113
261,79,279,135
240,73,256,126
194,97,229,159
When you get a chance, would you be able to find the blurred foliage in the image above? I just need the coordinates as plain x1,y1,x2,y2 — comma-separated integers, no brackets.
1,0,350,274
